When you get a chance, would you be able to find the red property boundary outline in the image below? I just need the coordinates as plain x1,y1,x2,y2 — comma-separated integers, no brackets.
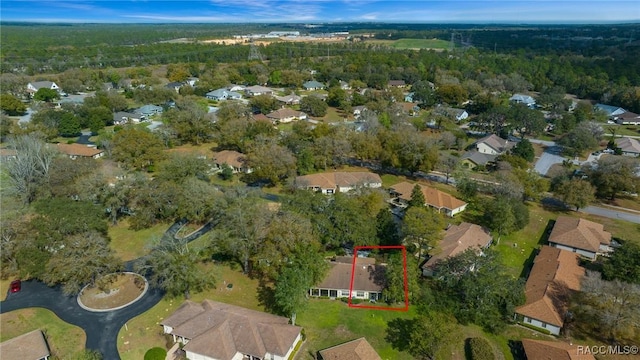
348,245,409,311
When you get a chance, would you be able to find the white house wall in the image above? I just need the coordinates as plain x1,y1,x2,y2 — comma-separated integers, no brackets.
522,316,561,336
476,143,499,155
550,243,596,260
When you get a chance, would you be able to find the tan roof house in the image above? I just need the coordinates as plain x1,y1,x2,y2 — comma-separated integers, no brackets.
245,85,274,97
319,337,382,360
548,216,612,260
0,329,51,360
266,108,307,123
515,246,585,335
213,150,251,174
422,222,492,276
310,257,385,301
474,134,513,155
615,137,640,157
161,300,302,360
522,339,595,360
56,143,104,159
296,171,382,195
389,181,467,217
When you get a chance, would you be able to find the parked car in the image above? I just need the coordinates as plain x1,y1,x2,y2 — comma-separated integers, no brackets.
10,279,21,293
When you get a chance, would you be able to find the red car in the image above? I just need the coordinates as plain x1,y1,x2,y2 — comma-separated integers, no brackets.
10,279,21,293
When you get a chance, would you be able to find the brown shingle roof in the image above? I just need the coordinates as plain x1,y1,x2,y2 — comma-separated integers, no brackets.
548,216,611,253
213,150,246,169
316,258,385,293
56,143,103,157
266,108,306,120
161,300,301,360
0,329,50,360
296,172,382,191
516,246,585,327
476,134,511,153
424,222,492,269
319,337,382,360
615,137,640,154
522,339,596,360
390,181,467,212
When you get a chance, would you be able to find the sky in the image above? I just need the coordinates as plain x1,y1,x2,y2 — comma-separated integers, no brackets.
1,1,639,24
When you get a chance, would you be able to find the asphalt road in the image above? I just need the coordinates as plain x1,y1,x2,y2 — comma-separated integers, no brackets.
582,205,640,224
534,145,565,176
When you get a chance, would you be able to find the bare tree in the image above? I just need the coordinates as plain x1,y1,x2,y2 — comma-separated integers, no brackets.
5,134,57,204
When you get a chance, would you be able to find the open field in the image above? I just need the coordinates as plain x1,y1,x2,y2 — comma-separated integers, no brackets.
108,220,169,261
603,125,640,137
391,38,452,50
0,308,86,359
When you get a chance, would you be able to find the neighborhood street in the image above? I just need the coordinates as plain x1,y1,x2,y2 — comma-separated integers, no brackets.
582,205,640,224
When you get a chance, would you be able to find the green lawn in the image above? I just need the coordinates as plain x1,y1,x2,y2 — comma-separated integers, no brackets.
108,220,169,261
603,124,640,137
296,300,416,360
391,38,451,50
0,308,86,359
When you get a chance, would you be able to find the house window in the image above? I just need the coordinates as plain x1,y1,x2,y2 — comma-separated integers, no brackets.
311,289,319,296
542,323,547,328
329,290,338,298
320,289,329,297
357,291,365,298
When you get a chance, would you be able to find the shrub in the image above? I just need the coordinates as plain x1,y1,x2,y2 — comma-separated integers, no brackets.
144,347,167,360
465,337,495,360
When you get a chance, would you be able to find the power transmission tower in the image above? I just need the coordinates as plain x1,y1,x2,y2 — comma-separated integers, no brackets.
248,42,263,61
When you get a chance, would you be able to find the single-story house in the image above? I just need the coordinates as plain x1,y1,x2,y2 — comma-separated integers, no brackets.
595,103,627,118
318,337,381,360
186,77,199,87
434,106,469,122
161,299,302,360
404,92,415,103
112,111,142,125
310,257,385,301
352,105,367,117
615,111,640,125
388,80,406,88
274,93,302,105
509,94,536,107
0,329,51,360
102,82,114,91
252,113,271,122
473,134,513,155
460,151,498,169
165,82,184,93
615,137,640,157
56,143,104,159
134,104,163,117
227,84,245,92
515,246,585,335
521,339,595,360
422,222,492,276
212,150,251,174
338,80,351,90
27,81,60,94
389,181,467,217
547,216,612,260
205,89,242,101
245,85,274,97
266,108,308,123
303,80,325,91
296,171,382,195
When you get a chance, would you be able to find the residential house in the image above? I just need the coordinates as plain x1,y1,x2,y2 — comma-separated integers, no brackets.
186,77,199,87
389,181,467,217
303,80,325,91
27,81,60,94
404,92,415,103
274,93,302,105
0,148,18,162
318,338,381,360
310,257,385,301
521,339,595,360
473,134,513,155
134,104,163,117
245,85,274,97
460,151,498,169
161,299,302,360
266,108,307,123
388,80,406,88
615,111,640,125
615,137,640,157
422,223,492,276
595,103,627,118
212,150,251,174
56,143,104,159
338,80,351,90
509,94,536,107
252,113,270,122
0,329,51,360
296,171,382,195
515,246,585,335
352,105,367,118
102,82,114,91
112,111,142,125
165,82,184,93
547,216,612,260
434,106,469,122
205,89,242,101
228,84,245,92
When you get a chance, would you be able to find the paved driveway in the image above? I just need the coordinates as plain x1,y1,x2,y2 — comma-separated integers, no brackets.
534,145,565,176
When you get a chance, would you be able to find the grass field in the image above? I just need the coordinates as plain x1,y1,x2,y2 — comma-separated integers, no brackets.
603,124,640,137
0,308,86,359
108,220,169,261
391,38,452,50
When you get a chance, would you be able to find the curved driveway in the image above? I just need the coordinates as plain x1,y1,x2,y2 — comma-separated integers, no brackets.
0,219,215,359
